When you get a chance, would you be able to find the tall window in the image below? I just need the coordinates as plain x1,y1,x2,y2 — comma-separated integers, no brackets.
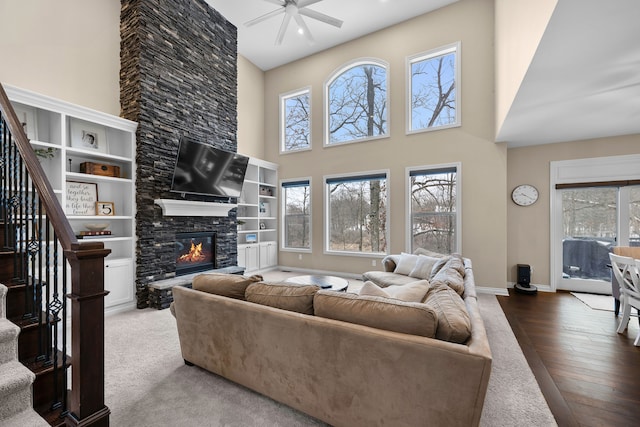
325,172,388,254
280,88,311,153
281,179,311,250
407,43,460,133
408,166,459,254
326,59,388,146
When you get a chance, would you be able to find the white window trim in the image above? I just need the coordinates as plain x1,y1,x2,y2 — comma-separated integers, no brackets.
324,169,391,257
549,154,640,292
323,58,390,148
405,162,462,253
280,86,312,155
280,177,313,253
405,42,461,135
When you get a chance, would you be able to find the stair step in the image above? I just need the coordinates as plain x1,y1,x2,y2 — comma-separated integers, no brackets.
1,408,49,427
0,360,36,420
0,318,20,364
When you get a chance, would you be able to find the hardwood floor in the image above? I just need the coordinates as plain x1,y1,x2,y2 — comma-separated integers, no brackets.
498,290,640,427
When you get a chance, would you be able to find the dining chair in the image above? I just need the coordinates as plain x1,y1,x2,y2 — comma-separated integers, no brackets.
609,253,640,346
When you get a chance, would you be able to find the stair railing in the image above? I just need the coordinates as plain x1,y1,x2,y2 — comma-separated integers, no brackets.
0,83,110,426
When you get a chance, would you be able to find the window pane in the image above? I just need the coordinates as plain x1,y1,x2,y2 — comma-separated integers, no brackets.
327,176,387,253
561,187,617,281
282,91,310,152
283,183,310,248
410,50,457,131
410,169,457,253
631,186,640,247
328,64,387,144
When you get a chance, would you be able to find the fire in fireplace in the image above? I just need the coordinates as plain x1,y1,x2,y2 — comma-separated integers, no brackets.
175,232,216,276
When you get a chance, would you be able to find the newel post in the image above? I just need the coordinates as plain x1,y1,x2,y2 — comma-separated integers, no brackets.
65,242,111,427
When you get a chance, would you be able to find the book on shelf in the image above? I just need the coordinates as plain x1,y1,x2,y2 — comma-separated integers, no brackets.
79,230,112,236
77,234,113,240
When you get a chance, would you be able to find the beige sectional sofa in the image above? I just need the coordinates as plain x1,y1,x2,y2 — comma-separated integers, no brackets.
171,257,492,427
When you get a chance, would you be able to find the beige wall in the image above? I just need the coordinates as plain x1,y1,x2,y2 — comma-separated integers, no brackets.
261,0,507,288
507,134,640,286
0,0,121,115
237,55,265,158
494,0,557,136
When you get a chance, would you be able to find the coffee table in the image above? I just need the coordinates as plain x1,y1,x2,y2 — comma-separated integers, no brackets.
285,275,349,292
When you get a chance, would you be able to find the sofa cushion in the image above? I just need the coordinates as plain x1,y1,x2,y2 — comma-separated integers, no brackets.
409,255,440,280
431,255,466,295
361,271,418,288
314,290,438,338
245,282,320,315
192,273,263,300
422,284,471,343
359,280,431,303
394,252,420,275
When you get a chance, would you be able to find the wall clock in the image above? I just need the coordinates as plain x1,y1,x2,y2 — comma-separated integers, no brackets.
511,184,539,206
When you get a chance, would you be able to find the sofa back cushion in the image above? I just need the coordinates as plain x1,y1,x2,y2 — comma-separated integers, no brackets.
192,273,263,300
245,282,320,315
430,255,466,296
314,290,438,338
422,283,471,343
359,280,431,303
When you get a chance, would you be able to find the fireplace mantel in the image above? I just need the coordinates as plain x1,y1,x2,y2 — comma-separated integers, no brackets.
154,199,237,217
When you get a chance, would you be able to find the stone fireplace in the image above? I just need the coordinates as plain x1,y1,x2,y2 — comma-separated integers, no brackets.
119,0,239,308
175,232,216,276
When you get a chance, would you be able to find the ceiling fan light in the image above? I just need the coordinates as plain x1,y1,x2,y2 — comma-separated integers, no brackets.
297,27,304,35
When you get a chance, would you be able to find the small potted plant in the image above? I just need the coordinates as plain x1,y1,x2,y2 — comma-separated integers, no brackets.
237,220,246,230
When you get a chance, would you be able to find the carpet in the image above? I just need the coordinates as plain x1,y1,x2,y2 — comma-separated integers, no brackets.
571,292,616,312
103,290,556,426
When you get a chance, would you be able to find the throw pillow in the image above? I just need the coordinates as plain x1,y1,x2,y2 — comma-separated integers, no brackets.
359,280,431,303
314,290,438,338
430,255,466,296
409,255,440,279
245,282,320,315
192,273,263,300
394,252,419,275
422,283,471,343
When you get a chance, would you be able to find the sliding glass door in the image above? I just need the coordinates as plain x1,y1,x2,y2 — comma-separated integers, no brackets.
557,185,640,293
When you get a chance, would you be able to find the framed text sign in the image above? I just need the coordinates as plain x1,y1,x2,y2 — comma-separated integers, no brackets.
66,181,98,215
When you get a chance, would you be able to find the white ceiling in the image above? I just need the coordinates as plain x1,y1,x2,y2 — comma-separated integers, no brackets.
205,0,640,147
204,0,458,71
496,0,640,147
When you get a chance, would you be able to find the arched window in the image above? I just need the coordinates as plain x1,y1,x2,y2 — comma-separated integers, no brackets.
325,59,389,146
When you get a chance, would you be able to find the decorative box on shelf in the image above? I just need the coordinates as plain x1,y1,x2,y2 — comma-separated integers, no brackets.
80,162,121,178
259,186,273,196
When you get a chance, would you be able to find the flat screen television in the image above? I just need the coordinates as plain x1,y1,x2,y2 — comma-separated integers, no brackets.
170,137,249,199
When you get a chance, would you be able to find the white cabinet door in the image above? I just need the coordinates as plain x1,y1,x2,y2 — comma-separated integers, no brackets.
239,244,259,271
104,258,134,308
259,242,277,268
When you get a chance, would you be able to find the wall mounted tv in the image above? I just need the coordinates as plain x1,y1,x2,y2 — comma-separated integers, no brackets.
170,137,249,199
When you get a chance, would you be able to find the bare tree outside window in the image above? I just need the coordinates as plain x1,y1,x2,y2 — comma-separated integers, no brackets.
327,175,387,253
410,169,457,253
282,90,310,152
409,45,458,132
283,181,311,249
327,62,387,144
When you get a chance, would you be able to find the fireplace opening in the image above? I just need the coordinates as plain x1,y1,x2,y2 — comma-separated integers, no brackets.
175,232,216,276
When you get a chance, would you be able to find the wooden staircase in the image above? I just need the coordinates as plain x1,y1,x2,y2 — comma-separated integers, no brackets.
0,83,111,426
1,223,68,426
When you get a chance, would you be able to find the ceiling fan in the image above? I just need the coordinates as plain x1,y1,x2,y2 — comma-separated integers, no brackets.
244,0,343,45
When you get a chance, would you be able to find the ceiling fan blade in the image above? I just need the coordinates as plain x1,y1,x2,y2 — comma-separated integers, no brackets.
294,14,314,44
297,0,324,7
263,0,286,6
298,8,343,28
275,13,292,45
244,8,285,27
